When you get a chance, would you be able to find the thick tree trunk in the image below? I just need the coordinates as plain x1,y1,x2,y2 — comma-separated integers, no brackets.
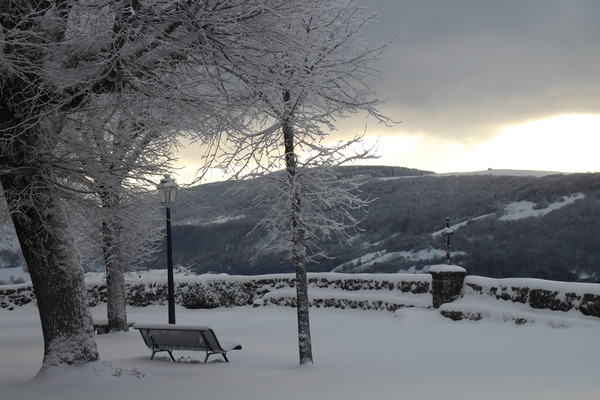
100,191,129,332
283,115,313,365
103,230,128,332
1,172,99,368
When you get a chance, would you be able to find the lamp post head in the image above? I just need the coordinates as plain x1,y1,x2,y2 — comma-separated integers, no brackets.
157,174,178,208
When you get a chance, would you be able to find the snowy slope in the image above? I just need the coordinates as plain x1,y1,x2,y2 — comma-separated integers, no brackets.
499,193,585,221
429,193,586,237
336,191,586,274
331,248,465,273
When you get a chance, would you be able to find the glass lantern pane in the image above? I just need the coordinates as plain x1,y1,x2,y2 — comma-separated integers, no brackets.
168,189,177,204
158,188,167,204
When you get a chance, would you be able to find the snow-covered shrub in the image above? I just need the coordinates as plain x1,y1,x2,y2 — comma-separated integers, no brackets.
127,283,169,307
179,283,219,309
578,294,600,317
179,281,254,309
86,284,107,307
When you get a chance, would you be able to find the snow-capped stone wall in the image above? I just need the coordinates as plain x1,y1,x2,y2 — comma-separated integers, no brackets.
0,272,431,312
2,271,600,322
257,274,431,311
439,275,600,323
0,282,36,310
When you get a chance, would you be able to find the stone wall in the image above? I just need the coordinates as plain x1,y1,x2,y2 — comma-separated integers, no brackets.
259,275,432,311
462,276,600,318
439,276,600,323
2,272,600,322
0,272,432,312
0,283,36,310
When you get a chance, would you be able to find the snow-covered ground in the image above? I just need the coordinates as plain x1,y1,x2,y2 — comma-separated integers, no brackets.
0,266,30,285
1,303,599,400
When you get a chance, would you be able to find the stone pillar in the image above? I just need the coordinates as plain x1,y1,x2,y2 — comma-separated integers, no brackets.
429,265,467,309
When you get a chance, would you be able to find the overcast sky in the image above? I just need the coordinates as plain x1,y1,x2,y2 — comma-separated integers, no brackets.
352,0,600,173
176,1,600,183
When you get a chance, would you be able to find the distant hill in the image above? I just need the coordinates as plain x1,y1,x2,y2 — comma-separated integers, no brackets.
143,166,600,282
2,166,599,283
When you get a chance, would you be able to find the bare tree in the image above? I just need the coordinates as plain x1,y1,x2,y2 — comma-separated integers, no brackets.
63,91,181,332
0,0,296,368
203,0,391,364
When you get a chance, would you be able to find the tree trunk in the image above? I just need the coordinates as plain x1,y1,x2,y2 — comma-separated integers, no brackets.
283,114,313,365
1,172,99,368
291,209,313,365
100,190,129,332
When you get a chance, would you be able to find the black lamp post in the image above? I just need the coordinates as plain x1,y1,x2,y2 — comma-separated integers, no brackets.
157,174,178,324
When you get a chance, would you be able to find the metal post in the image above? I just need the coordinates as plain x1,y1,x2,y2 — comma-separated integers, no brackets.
166,206,176,324
157,174,178,325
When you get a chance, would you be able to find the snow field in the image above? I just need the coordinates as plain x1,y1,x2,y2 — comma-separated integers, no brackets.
1,303,599,400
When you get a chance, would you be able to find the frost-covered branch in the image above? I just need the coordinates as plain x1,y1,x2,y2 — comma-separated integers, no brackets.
195,0,392,365
0,0,315,367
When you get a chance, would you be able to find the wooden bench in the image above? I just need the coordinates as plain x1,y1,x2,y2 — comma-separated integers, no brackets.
133,323,242,362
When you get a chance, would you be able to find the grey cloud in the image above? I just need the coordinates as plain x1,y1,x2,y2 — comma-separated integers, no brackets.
366,0,600,141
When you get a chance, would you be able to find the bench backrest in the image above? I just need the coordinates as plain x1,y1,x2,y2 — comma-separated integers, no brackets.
140,328,207,351
200,329,222,352
136,326,225,353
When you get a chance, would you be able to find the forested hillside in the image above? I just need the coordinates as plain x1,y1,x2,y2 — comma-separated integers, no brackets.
2,167,599,283
143,167,600,282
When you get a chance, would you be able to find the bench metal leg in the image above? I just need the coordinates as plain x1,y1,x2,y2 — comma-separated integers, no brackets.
204,351,229,363
151,348,175,362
